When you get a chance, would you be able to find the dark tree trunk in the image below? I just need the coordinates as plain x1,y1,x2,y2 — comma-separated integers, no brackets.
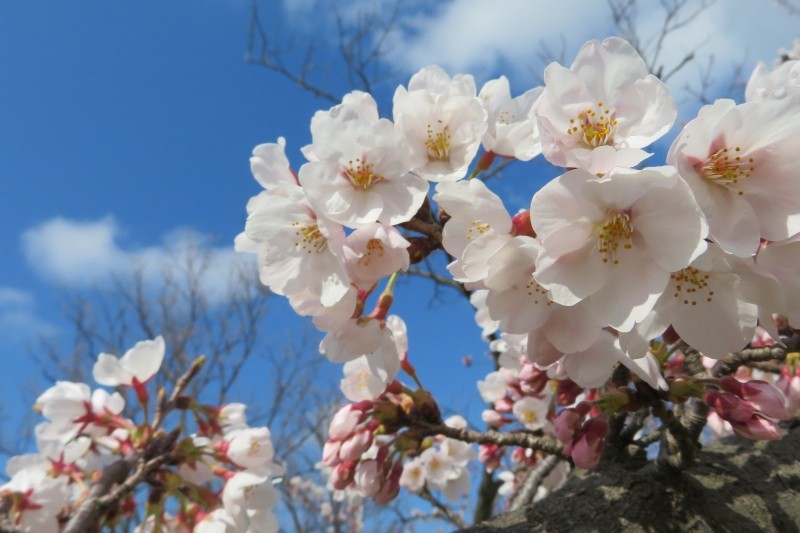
466,422,800,532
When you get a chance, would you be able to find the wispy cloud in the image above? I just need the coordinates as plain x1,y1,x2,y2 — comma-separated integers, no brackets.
0,287,57,343
21,217,253,304
282,0,798,110
383,0,799,101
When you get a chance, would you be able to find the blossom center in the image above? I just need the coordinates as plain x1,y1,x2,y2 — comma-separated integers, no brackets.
344,157,383,190
291,221,327,254
358,238,386,267
568,102,617,148
497,109,516,125
670,267,714,306
465,220,490,240
524,279,552,306
425,120,451,161
597,211,633,265
248,439,261,457
699,146,755,196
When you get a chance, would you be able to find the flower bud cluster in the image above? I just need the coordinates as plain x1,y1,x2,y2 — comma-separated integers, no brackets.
0,337,282,533
704,377,789,441
553,402,608,469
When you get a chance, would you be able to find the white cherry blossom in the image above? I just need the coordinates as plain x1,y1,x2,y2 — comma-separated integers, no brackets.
249,137,297,191
299,91,428,227
393,66,487,181
341,357,388,402
221,470,279,533
536,37,676,174
342,223,410,290
667,88,800,257
745,60,800,102
236,180,351,308
434,179,513,283
512,396,549,430
0,468,69,533
93,336,165,388
479,76,543,160
531,166,707,331
320,318,400,383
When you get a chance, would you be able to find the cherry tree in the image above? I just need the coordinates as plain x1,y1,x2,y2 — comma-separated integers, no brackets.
3,2,800,530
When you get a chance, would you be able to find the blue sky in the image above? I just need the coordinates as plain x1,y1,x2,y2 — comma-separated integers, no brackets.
0,0,798,527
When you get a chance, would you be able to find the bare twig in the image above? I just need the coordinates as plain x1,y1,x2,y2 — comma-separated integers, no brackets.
510,455,561,511
416,420,564,456
418,487,468,529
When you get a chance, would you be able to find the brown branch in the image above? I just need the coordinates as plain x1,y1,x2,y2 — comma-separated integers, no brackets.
400,218,443,245
415,420,564,456
711,338,800,377
418,487,468,529
510,454,561,512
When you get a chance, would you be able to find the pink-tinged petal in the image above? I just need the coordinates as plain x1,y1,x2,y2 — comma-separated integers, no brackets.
526,330,564,368
731,415,782,440
634,175,708,272
535,243,609,305
542,303,601,354
618,352,667,391
486,282,551,334
742,381,790,420
583,250,667,331
530,169,603,242
92,353,131,387
119,336,165,383
671,283,757,359
561,332,621,388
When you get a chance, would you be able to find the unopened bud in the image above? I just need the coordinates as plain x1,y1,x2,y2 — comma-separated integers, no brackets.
511,210,535,238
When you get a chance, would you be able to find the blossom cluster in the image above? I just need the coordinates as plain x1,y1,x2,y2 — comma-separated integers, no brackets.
319,386,476,508
237,34,800,509
0,337,282,533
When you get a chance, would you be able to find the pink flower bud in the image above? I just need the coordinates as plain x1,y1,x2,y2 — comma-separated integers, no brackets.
494,397,514,414
731,415,782,441
374,461,402,504
478,443,503,472
481,409,509,428
329,405,365,441
740,380,789,420
331,460,357,490
554,408,584,444
354,460,381,498
511,447,534,466
518,364,548,395
321,440,342,467
570,418,607,469
339,430,374,461
557,379,583,406
776,373,800,412
706,391,755,423
511,210,535,238
719,376,745,396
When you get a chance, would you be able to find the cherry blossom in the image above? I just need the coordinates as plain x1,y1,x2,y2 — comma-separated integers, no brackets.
299,91,428,227
93,336,165,389
668,88,800,257
745,60,800,102
236,179,351,309
393,65,487,181
342,223,410,290
479,76,543,160
531,166,708,331
536,36,676,174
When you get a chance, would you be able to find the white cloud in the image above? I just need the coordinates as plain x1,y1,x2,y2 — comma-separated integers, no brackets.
382,0,798,105
22,217,254,304
387,0,610,78
0,287,57,343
